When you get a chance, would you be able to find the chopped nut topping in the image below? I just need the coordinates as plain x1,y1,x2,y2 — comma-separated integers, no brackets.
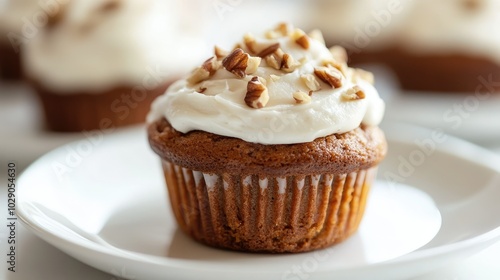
246,55,262,75
342,86,366,101
245,77,269,108
202,56,219,75
256,43,280,58
214,46,229,59
269,74,281,82
187,67,210,85
352,68,374,85
243,33,257,54
293,91,312,104
281,53,300,73
197,87,207,93
329,46,348,64
222,48,261,78
264,30,281,39
322,59,346,73
314,67,343,88
291,29,310,49
187,56,219,84
265,48,285,70
276,22,292,36
308,29,325,45
300,74,321,92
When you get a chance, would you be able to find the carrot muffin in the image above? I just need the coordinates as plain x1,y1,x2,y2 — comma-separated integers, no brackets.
308,0,500,93
148,23,387,253
22,0,204,131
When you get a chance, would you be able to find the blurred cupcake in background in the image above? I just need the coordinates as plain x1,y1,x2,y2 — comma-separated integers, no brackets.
308,0,500,93
0,0,41,81
23,0,205,132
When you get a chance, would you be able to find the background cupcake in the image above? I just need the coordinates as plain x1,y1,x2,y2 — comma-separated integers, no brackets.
148,24,387,253
308,0,500,93
0,0,41,81
22,0,205,132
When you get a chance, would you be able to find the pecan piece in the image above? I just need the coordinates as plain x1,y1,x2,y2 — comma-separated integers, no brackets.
291,29,310,49
342,86,366,101
187,56,219,84
300,74,321,92
222,48,261,78
214,45,229,59
245,77,269,109
314,67,343,88
293,91,312,104
256,43,280,58
281,53,300,73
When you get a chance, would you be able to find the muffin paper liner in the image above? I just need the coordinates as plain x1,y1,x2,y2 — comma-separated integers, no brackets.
162,160,378,253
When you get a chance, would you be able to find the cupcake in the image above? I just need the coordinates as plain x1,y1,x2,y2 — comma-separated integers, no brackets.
308,0,500,93
22,0,204,132
0,0,41,81
147,23,387,253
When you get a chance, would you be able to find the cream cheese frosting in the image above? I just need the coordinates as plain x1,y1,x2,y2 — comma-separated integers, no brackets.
148,24,385,145
0,0,41,35
22,0,206,93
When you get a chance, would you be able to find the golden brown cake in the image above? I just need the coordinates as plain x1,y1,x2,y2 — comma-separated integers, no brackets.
147,23,387,253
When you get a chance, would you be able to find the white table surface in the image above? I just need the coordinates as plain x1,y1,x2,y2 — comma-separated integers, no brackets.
1,82,500,280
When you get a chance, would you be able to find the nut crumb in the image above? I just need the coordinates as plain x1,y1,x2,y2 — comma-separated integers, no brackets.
245,76,269,108
265,48,285,70
223,48,261,78
314,67,343,88
197,87,207,93
214,46,229,59
293,91,311,104
281,53,300,72
269,74,281,82
243,33,257,54
300,74,321,92
342,86,366,101
187,56,219,84
291,29,310,49
257,43,280,58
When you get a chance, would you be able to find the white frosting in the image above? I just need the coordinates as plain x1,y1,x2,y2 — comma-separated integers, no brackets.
22,0,206,93
0,0,41,35
309,0,500,63
398,0,500,63
148,29,385,145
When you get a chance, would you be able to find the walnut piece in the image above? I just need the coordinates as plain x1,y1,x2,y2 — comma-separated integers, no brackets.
222,48,261,78
187,56,219,84
291,29,310,49
293,91,311,104
214,46,229,59
314,67,343,88
243,33,257,54
256,43,280,58
265,48,285,70
197,87,207,94
342,86,366,101
245,77,269,108
300,74,321,92
281,53,300,73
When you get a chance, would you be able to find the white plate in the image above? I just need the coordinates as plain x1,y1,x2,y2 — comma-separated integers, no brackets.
17,123,500,280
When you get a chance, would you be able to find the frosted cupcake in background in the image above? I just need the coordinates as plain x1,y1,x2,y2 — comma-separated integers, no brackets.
148,23,387,253
23,0,205,132
308,0,500,93
0,0,41,81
